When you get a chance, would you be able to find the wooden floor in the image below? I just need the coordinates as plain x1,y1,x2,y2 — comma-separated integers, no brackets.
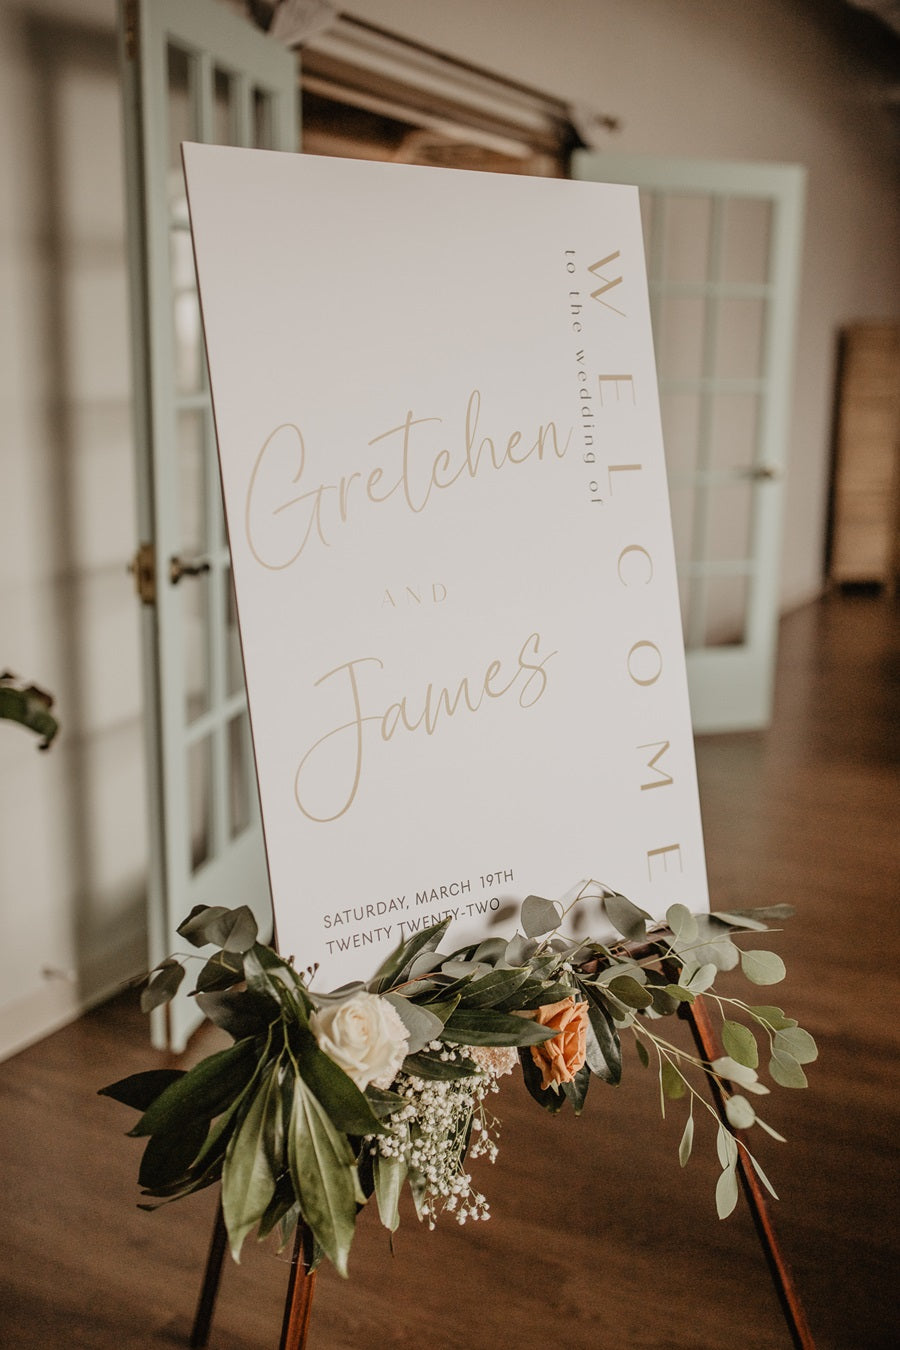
1,593,897,1350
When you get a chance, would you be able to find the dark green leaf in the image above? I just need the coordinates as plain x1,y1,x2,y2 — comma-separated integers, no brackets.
222,1072,280,1259
130,1038,260,1138
521,895,560,939
99,1069,185,1112
584,1003,622,1084
195,950,244,994
243,945,311,1018
138,1115,209,1191
443,1008,555,1047
364,1085,406,1120
635,1038,650,1068
455,967,532,1009
195,989,279,1040
257,1175,299,1243
288,1078,358,1277
369,919,451,993
518,1046,566,1113
291,1026,385,1136
373,1153,406,1233
561,1062,591,1115
507,979,575,1011
140,960,185,1013
402,1050,479,1080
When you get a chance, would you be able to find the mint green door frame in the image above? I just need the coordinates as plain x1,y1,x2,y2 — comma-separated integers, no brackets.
119,0,298,1048
574,153,805,732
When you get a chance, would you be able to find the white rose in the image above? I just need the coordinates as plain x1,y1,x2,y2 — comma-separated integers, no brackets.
310,991,409,1090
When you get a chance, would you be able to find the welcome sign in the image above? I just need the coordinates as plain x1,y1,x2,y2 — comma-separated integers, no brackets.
182,146,708,986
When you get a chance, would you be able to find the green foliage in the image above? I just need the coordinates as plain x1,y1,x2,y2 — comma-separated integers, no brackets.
102,889,816,1273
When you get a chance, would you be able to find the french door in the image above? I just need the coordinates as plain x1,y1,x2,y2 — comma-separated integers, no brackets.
119,0,298,1048
574,153,805,732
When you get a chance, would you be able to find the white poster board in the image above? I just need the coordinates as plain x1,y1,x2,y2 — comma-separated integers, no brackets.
182,146,708,986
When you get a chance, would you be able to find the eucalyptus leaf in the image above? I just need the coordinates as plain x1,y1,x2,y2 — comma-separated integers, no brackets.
741,949,787,986
685,963,717,994
666,904,698,944
177,904,258,953
140,960,185,1013
661,1059,687,1100
755,1116,787,1143
748,1005,796,1031
711,1056,760,1090
716,1123,739,1170
663,983,695,1004
721,1019,759,1069
194,950,244,994
769,1048,808,1088
678,1113,694,1168
608,976,653,1010
635,1039,650,1069
603,892,651,942
382,994,445,1054
748,1150,779,1200
521,894,561,939
724,1094,756,1130
504,933,537,966
773,1026,818,1065
288,1078,358,1278
716,1162,739,1219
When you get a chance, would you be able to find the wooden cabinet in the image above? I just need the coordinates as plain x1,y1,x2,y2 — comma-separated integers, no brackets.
829,322,900,588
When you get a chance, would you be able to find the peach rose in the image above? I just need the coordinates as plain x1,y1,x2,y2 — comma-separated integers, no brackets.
525,996,589,1091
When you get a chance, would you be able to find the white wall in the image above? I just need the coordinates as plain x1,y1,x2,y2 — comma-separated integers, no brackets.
0,0,147,1058
0,0,897,1057
344,0,900,611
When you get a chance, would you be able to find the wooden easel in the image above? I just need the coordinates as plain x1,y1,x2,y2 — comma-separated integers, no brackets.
189,1000,816,1350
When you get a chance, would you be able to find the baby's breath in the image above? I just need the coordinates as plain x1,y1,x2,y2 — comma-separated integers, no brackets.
367,1043,503,1229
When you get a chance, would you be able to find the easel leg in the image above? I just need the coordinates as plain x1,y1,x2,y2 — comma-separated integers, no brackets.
684,998,817,1350
279,1222,318,1350
190,1200,228,1348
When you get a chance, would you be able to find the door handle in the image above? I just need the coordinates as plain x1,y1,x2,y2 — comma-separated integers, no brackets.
169,554,211,585
744,465,779,481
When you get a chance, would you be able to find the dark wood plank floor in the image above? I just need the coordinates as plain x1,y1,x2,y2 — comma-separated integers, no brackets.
1,593,897,1349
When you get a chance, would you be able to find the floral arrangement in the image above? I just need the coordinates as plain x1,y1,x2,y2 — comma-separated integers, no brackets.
101,883,816,1277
